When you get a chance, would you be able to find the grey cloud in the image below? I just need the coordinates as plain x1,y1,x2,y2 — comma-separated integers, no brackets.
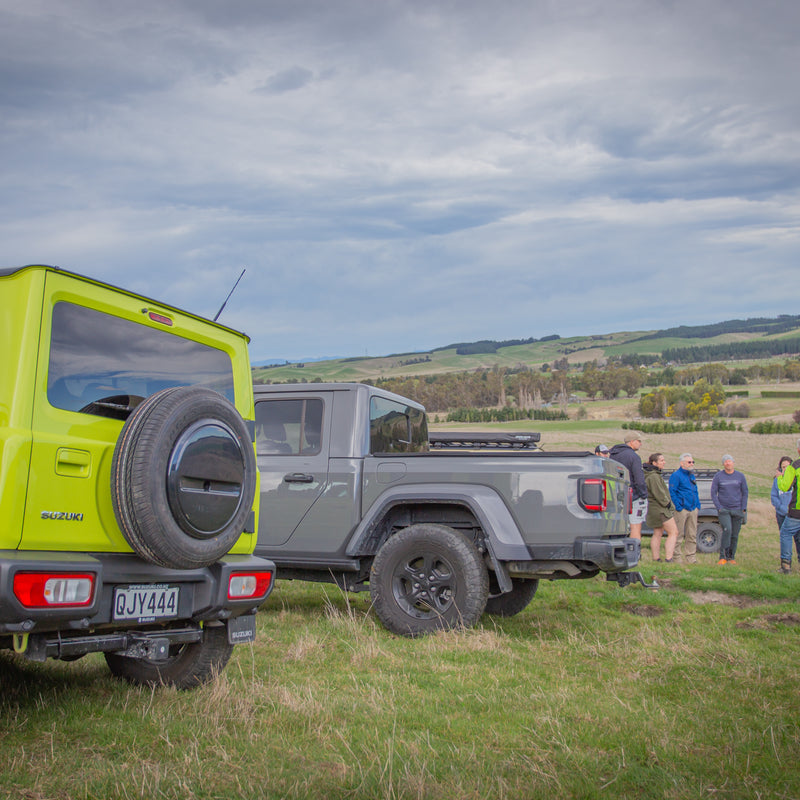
1,0,798,360
257,67,315,95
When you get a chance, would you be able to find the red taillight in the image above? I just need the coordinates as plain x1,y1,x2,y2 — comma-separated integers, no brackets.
628,487,633,514
147,311,173,326
227,571,273,600
580,478,608,512
13,573,95,608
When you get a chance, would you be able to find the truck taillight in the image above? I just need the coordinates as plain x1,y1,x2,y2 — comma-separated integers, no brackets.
228,571,273,600
13,573,95,608
579,478,607,512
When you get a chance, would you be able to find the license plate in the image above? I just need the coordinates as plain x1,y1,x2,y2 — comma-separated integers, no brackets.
113,584,179,622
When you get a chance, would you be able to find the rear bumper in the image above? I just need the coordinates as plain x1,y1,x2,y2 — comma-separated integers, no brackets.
505,537,640,579
0,551,275,636
574,536,641,572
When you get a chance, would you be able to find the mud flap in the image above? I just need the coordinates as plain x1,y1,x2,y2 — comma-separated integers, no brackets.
227,613,257,645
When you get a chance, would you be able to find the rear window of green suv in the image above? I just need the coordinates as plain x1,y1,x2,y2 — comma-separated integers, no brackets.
47,301,235,415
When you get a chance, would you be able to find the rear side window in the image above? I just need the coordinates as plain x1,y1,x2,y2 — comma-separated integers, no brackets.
369,397,428,453
47,302,234,417
255,398,323,455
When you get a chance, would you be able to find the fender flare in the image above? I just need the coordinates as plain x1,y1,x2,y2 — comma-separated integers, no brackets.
345,483,532,566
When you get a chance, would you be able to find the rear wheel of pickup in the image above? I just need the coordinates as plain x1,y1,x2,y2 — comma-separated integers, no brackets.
696,520,722,554
111,387,256,569
484,577,539,617
370,524,489,637
104,624,233,689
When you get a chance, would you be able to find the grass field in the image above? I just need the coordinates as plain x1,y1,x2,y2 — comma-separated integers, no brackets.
3,414,800,799
2,511,799,800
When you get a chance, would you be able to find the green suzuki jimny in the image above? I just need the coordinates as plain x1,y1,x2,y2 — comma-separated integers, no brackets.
0,265,274,688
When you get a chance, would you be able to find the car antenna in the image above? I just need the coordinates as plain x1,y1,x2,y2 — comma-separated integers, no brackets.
213,268,246,322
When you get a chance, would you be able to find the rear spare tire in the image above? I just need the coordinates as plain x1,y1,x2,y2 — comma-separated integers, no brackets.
111,387,256,569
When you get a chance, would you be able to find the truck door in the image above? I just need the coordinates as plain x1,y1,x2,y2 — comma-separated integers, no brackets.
255,396,330,546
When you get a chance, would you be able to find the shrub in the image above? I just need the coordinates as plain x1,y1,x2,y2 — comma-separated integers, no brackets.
750,420,800,434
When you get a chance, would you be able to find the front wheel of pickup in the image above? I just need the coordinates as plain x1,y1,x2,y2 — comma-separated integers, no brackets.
484,577,539,617
370,524,489,637
104,625,233,689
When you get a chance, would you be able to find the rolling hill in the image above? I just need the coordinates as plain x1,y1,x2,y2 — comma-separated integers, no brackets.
252,315,800,384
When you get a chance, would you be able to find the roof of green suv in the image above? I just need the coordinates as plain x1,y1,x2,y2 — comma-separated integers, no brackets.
0,264,250,341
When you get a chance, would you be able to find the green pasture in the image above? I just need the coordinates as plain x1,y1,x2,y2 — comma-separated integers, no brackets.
253,323,800,384
3,509,799,800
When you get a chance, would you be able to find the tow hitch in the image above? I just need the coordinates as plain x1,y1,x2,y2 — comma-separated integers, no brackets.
607,571,659,589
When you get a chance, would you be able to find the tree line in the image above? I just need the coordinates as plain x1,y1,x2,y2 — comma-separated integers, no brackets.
258,358,800,418
662,337,800,363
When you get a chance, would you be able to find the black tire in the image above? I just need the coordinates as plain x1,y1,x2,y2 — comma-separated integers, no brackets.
104,624,233,689
696,521,722,554
369,524,489,637
111,387,256,569
484,577,539,617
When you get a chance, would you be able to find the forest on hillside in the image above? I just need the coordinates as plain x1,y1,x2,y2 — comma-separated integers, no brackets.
260,358,800,417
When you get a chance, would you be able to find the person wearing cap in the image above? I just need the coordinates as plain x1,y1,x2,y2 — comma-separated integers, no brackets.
594,444,610,457
609,432,647,539
710,454,748,565
669,453,702,563
776,439,800,574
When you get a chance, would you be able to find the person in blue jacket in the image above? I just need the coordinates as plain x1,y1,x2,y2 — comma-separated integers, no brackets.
668,453,702,564
711,454,748,565
772,456,793,533
776,443,800,574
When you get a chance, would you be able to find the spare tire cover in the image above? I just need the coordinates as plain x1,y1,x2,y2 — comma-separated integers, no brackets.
111,387,256,569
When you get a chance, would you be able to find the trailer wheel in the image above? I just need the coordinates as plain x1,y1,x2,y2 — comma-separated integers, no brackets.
484,577,539,617
370,524,489,637
111,387,256,569
696,521,722,554
104,624,233,689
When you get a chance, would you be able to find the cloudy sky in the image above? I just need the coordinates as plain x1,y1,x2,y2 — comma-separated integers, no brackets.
2,0,799,362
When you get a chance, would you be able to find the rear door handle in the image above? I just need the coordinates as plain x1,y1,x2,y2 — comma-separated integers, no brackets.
284,473,314,483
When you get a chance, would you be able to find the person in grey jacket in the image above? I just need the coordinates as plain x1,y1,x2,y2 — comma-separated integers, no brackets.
711,454,748,565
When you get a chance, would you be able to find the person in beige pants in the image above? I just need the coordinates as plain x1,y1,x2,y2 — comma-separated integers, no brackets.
669,453,701,563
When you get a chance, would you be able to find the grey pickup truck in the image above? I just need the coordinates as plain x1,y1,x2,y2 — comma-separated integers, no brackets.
252,382,647,636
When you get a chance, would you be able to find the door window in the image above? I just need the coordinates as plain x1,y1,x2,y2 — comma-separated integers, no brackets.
255,398,324,455
369,397,428,453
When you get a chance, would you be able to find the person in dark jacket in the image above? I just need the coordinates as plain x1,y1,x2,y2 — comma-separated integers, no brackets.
644,453,678,561
610,432,647,539
669,453,702,564
711,454,748,565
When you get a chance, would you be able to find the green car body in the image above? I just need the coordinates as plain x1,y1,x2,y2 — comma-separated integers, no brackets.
1,265,273,688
